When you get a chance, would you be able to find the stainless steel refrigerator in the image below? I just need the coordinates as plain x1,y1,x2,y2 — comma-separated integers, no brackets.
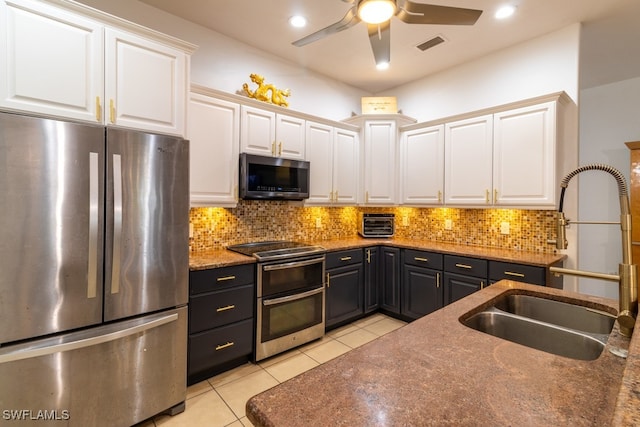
0,111,189,426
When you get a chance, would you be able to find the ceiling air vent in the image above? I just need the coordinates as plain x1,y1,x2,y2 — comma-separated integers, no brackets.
416,35,446,51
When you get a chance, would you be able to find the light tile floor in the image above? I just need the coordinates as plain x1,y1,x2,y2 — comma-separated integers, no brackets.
138,313,407,427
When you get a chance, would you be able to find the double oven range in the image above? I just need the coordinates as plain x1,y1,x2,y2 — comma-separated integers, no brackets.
227,241,326,361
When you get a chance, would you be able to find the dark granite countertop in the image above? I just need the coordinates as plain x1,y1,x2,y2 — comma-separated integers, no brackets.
189,237,566,271
246,281,634,426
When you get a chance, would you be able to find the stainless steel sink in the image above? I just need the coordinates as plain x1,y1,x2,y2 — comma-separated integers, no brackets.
461,292,616,361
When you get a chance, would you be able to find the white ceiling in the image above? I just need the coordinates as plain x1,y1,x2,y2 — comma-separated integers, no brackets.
138,0,640,93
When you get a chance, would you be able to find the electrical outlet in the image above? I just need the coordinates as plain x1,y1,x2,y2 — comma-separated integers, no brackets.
444,219,453,230
500,221,510,235
402,215,409,226
189,223,194,238
316,217,322,228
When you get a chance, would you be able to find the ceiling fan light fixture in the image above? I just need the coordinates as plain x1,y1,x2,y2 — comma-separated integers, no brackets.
376,61,390,70
358,0,396,25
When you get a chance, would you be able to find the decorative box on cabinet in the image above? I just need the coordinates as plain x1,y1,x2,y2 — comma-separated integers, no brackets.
401,249,444,320
0,0,194,136
326,249,364,329
443,255,488,305
187,87,240,207
240,105,305,159
188,264,255,385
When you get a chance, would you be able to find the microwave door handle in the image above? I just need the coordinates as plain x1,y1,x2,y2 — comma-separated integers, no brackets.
262,257,324,271
262,287,324,306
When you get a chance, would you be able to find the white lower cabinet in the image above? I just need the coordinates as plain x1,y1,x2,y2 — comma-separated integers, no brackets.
400,124,445,205
305,121,358,205
187,88,239,207
0,0,192,136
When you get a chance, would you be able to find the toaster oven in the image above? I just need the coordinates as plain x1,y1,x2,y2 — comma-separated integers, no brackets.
359,213,395,237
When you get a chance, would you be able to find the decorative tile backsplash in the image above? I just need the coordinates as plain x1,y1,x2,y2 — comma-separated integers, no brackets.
190,201,557,254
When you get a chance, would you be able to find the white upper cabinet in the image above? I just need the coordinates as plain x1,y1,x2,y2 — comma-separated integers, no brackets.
363,120,397,205
305,121,359,205
0,0,193,136
187,88,239,207
493,101,556,206
400,124,445,205
0,0,103,122
444,115,494,205
240,105,305,159
105,28,187,136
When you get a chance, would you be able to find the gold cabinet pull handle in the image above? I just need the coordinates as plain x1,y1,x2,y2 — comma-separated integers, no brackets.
414,257,428,262
438,190,442,203
271,142,276,156
215,342,234,351
485,189,490,204
109,99,116,124
367,249,371,263
326,272,330,288
334,190,338,202
481,281,485,290
365,191,369,203
455,263,472,269
216,275,236,282
95,96,102,122
437,272,440,288
340,256,352,261
278,142,282,156
216,304,235,312
494,189,498,203
504,271,525,278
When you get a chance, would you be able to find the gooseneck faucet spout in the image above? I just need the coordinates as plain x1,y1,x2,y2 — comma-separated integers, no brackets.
549,164,638,337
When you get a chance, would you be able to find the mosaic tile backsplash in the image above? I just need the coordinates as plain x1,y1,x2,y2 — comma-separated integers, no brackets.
190,201,558,254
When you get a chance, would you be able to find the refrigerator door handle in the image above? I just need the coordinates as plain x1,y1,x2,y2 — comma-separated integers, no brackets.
0,313,178,364
111,153,123,294
88,152,99,299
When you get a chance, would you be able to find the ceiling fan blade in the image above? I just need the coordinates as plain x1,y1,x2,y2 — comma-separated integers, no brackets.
397,1,482,25
292,6,360,47
367,22,390,64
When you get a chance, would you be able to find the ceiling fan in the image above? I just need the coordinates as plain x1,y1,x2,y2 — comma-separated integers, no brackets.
292,0,483,66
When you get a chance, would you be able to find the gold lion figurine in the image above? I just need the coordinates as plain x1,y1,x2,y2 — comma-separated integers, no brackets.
243,73,291,107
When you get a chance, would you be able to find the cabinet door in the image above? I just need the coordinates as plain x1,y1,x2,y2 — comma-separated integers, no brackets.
333,128,359,204
187,93,239,207
363,120,397,205
0,0,103,122
276,113,305,159
444,115,493,205
493,102,556,206
240,105,276,156
380,247,401,314
402,265,442,320
400,125,445,205
363,247,379,313
443,272,486,305
305,121,334,204
326,264,364,328
105,28,186,136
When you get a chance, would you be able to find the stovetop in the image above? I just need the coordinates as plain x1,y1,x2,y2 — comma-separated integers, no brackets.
227,241,325,261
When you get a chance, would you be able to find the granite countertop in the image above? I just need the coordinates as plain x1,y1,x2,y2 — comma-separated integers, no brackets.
189,237,566,270
246,281,634,426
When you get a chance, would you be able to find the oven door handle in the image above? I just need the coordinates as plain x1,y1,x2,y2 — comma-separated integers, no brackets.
262,256,325,271
262,286,324,306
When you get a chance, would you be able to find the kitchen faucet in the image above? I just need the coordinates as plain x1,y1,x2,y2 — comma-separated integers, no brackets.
548,164,638,337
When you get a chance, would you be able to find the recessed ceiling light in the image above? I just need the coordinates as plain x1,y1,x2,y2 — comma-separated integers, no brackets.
376,61,390,71
495,5,516,19
289,15,307,28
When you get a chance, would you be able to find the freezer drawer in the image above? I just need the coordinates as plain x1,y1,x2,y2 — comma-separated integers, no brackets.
0,307,187,427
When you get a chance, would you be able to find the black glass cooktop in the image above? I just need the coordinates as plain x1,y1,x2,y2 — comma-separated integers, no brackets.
227,241,325,261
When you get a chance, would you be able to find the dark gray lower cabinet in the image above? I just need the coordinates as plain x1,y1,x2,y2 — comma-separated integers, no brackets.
380,247,401,315
401,249,444,320
188,264,255,385
326,249,364,329
363,246,380,314
443,255,488,306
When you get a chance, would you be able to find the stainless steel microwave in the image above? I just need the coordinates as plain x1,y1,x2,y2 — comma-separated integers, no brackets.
239,153,310,200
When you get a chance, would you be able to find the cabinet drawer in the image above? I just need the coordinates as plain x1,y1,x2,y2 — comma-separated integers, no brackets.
444,255,487,278
489,261,545,285
403,249,443,270
188,319,253,377
190,264,254,295
189,284,255,333
326,249,363,269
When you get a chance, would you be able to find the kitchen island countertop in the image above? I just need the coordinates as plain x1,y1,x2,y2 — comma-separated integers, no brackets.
246,281,634,426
